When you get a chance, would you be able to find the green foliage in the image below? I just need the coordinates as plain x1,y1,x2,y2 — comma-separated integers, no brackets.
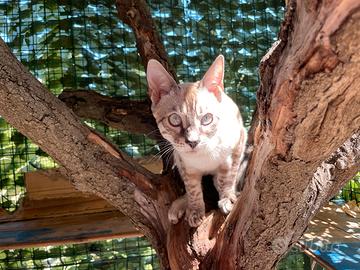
0,118,56,212
0,0,142,97
0,237,159,269
278,247,325,270
335,172,360,202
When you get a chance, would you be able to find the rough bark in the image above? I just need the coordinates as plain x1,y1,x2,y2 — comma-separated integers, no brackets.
58,89,158,139
0,0,359,269
202,0,360,269
0,36,176,268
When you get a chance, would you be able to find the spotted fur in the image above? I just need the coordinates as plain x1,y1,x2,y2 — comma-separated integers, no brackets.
146,55,247,227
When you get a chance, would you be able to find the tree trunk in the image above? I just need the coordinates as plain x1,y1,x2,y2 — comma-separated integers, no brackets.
0,0,359,269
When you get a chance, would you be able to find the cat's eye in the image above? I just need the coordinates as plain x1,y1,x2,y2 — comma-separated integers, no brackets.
168,113,182,127
201,113,213,126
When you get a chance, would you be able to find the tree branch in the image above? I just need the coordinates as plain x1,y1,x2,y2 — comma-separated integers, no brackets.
116,0,179,175
202,1,360,268
115,0,177,81
58,89,158,139
0,37,176,269
296,129,360,241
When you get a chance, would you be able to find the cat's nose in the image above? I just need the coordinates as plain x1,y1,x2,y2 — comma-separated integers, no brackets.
185,138,200,149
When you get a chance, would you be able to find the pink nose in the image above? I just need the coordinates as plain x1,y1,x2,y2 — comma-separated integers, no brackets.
185,139,199,149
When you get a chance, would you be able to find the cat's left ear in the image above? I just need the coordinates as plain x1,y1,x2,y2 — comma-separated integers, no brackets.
200,55,224,102
146,59,177,105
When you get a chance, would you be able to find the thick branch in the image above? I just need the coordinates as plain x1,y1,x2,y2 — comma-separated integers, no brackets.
0,37,175,268
111,1,360,269
58,90,158,139
0,37,159,204
202,1,360,269
296,129,360,240
116,0,177,81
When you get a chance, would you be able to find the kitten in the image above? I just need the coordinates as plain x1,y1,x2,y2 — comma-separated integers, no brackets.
146,55,247,227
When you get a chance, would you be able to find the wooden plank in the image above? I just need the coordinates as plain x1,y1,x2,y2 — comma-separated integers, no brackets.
299,202,360,270
301,203,360,244
0,171,118,223
25,158,162,201
26,170,80,200
314,203,360,239
0,196,116,222
0,170,141,249
0,211,141,250
137,157,163,174
0,159,161,249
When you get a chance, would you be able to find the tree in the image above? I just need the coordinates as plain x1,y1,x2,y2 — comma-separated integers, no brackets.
0,0,359,269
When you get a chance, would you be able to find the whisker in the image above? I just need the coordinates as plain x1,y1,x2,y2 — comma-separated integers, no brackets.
163,148,174,169
145,129,161,137
146,141,174,164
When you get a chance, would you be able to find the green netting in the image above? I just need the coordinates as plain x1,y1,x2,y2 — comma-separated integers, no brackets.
0,242,323,270
278,247,325,270
0,237,159,269
337,172,360,202
0,0,357,269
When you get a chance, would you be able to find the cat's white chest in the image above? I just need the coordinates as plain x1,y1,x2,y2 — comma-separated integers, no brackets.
176,147,229,174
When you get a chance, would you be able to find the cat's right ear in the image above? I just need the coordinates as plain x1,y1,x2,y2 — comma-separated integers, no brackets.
146,60,177,105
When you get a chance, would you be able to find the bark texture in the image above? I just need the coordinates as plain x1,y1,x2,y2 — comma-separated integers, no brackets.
58,90,157,139
0,0,359,269
202,0,360,269
0,36,175,268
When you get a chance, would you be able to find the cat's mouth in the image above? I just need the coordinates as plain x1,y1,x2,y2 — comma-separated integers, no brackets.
184,146,202,153
174,143,204,153
176,147,198,154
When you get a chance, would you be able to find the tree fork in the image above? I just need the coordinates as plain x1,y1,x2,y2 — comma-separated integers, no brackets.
0,0,358,269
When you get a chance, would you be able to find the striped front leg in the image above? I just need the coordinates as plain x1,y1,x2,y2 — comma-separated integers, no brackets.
182,172,205,227
215,145,244,214
168,155,205,227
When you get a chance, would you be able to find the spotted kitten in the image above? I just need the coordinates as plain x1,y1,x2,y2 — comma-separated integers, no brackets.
146,55,247,227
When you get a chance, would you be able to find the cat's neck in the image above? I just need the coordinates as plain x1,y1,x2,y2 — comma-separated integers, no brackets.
175,143,230,174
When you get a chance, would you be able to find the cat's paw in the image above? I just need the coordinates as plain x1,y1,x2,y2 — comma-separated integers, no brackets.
168,207,185,224
168,196,187,224
185,206,205,227
218,193,237,215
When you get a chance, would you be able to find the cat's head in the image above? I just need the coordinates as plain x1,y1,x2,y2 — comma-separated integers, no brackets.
146,55,225,153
